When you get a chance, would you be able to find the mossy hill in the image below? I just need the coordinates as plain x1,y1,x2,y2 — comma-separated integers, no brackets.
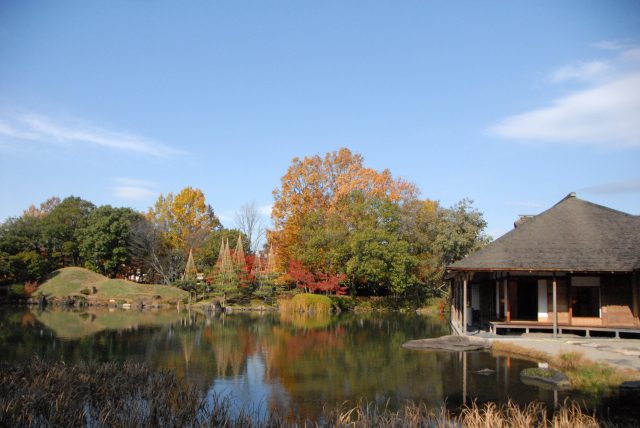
36,267,187,305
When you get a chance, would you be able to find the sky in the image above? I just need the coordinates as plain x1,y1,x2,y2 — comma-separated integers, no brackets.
0,1,639,238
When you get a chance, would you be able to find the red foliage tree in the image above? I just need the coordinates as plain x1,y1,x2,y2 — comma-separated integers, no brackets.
288,260,347,295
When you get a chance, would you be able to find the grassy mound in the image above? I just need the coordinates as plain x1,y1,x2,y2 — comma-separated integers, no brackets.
36,267,187,305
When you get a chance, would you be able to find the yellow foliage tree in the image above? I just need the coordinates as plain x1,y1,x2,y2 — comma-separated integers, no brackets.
147,186,221,255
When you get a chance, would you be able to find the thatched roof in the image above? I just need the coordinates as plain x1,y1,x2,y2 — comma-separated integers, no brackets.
448,193,640,273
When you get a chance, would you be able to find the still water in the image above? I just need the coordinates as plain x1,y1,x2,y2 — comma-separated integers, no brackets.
0,307,630,421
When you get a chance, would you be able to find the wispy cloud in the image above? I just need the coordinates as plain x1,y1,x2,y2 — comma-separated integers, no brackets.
489,44,640,148
548,60,611,83
592,40,628,51
0,113,183,158
580,179,640,195
112,178,157,201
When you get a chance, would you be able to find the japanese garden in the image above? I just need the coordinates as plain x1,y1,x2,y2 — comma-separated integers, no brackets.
2,2,639,426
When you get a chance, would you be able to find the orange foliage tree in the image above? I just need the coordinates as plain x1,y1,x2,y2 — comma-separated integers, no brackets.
269,148,417,271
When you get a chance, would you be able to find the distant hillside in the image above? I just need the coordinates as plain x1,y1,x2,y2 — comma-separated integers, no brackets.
37,267,187,304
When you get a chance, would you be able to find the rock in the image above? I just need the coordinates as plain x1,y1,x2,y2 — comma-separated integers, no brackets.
402,335,490,352
520,368,570,390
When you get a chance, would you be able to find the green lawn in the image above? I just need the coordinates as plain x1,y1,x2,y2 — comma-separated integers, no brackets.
36,267,187,304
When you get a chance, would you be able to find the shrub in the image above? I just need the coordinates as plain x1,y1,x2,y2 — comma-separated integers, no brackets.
79,288,91,295
279,293,335,314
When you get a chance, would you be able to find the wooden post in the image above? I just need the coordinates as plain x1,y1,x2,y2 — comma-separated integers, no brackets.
567,276,572,325
552,273,558,338
452,279,457,330
453,279,458,330
457,279,461,329
463,276,468,333
632,273,639,327
451,279,455,328
504,279,510,322
495,280,500,319
458,279,462,330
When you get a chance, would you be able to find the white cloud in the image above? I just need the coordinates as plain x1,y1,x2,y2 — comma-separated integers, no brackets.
114,186,156,201
490,72,640,148
580,179,640,195
0,113,183,158
112,178,157,201
548,61,611,83
491,42,640,148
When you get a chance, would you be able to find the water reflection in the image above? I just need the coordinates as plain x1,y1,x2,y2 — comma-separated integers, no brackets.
0,307,614,420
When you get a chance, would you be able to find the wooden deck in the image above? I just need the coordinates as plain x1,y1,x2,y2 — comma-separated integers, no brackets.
489,321,640,338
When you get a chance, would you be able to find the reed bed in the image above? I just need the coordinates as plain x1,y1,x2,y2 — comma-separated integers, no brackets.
0,358,617,427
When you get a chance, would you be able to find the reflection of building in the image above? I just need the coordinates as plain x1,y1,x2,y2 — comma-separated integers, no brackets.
449,193,640,337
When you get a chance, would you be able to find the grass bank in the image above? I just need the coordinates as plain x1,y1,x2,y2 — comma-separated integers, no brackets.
35,267,187,306
492,342,640,395
0,358,607,427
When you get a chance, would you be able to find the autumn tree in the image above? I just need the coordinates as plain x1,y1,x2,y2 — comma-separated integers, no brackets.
288,260,346,295
147,187,221,256
22,196,61,218
270,148,417,270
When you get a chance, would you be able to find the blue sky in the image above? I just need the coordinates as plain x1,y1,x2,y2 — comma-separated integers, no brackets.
0,1,639,238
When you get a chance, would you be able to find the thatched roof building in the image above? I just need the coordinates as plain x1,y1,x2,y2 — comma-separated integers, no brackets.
447,193,640,337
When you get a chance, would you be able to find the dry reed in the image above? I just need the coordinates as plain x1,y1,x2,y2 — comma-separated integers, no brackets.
0,358,619,427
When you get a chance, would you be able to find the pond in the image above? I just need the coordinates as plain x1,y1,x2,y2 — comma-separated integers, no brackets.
0,307,634,422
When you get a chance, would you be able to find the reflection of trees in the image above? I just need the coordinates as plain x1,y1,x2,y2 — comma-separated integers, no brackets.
0,308,468,421
261,313,451,420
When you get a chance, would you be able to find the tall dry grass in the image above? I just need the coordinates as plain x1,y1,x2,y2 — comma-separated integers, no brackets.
329,400,601,428
0,358,618,427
